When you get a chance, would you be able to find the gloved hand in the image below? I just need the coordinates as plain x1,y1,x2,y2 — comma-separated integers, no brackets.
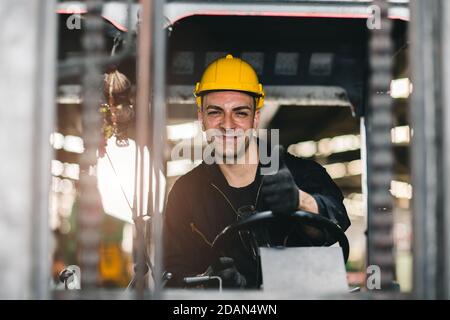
261,146,300,216
206,257,247,288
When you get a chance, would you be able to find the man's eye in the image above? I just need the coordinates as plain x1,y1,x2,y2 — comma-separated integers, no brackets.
236,112,249,117
207,111,220,116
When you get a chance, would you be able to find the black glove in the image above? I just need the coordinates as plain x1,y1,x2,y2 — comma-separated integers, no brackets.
261,146,299,216
205,257,247,288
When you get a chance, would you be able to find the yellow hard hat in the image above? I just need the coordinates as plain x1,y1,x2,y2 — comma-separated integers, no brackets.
193,54,265,109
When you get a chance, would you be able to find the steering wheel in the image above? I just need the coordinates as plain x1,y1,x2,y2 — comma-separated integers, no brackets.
211,210,350,263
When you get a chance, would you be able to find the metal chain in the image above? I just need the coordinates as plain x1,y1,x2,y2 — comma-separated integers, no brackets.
78,0,105,290
367,0,396,290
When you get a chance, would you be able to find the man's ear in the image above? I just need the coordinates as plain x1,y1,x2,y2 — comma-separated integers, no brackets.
253,110,260,129
198,94,208,130
197,106,205,131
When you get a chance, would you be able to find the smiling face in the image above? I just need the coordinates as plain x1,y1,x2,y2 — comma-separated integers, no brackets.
198,91,260,161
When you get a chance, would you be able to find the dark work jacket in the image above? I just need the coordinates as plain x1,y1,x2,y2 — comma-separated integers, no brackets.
163,151,350,288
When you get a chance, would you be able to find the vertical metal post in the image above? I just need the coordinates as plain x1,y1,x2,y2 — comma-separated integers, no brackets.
366,0,395,290
0,0,55,299
409,0,442,299
135,0,153,298
32,0,57,299
151,0,167,300
360,117,369,272
442,0,450,301
78,0,105,291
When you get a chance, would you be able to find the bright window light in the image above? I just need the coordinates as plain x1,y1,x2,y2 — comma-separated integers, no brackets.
317,138,332,156
63,162,80,180
50,132,64,149
390,180,413,199
390,78,413,99
347,159,363,176
324,163,347,179
167,121,199,141
343,197,364,218
391,125,411,144
63,135,84,154
167,159,198,177
330,135,360,153
289,140,317,158
60,179,74,195
121,223,133,254
97,138,143,223
51,160,64,176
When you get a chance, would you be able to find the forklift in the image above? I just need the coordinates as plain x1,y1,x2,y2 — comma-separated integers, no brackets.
16,0,450,300
51,0,409,299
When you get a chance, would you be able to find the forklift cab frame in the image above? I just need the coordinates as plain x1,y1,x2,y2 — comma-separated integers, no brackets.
54,0,409,299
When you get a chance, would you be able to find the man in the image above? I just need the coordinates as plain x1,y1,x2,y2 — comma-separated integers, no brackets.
163,54,350,288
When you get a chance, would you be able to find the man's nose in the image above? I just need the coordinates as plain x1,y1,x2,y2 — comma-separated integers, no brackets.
220,112,235,130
